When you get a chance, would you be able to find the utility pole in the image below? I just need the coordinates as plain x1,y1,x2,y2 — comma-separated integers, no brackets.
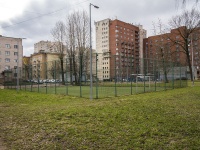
89,3,99,100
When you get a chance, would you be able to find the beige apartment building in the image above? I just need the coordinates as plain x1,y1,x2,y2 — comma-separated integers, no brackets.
34,41,61,53
29,40,67,80
30,52,62,79
0,35,23,77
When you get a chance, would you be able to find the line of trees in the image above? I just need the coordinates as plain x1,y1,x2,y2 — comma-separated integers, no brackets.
51,10,90,85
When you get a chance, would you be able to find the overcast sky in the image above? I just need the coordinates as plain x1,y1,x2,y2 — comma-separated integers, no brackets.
0,0,196,56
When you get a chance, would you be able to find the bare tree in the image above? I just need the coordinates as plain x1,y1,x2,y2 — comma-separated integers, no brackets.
66,10,90,85
74,10,90,84
176,0,199,8
49,61,60,80
51,21,66,84
22,57,31,80
169,8,200,81
151,20,172,82
66,13,77,85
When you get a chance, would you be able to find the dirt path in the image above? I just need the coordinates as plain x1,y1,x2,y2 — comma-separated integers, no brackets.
0,140,6,150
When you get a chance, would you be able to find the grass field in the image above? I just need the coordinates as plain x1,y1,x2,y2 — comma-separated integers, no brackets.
0,83,200,149
7,79,188,98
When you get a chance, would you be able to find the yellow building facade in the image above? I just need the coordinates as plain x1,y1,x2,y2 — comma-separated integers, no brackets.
30,53,62,79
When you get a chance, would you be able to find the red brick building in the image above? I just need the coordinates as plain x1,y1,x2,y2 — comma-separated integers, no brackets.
95,19,146,81
143,27,200,79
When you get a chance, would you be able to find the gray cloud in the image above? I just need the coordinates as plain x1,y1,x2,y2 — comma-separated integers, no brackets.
0,0,194,56
0,0,71,56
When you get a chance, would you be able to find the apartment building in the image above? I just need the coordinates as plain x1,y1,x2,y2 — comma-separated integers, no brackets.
34,41,61,54
95,19,146,81
0,35,23,77
30,52,62,79
143,27,200,79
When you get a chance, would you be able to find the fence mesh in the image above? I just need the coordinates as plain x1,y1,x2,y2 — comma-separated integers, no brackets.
3,54,188,99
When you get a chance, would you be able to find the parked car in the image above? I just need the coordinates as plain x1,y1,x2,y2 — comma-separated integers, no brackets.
55,79,60,83
50,79,55,83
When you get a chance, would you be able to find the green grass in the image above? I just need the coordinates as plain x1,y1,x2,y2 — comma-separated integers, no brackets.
0,86,200,149
9,80,188,98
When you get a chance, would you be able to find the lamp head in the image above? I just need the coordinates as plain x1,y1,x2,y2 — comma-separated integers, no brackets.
94,5,99,9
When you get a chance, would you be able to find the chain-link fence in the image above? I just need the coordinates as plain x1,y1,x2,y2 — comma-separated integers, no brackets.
3,54,188,99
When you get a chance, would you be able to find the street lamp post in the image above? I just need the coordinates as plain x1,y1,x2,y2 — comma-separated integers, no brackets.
89,3,99,100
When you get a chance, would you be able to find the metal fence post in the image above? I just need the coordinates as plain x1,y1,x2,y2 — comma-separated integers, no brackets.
37,63,39,93
46,62,48,94
15,68,17,89
66,58,68,95
180,66,182,87
30,65,33,92
19,68,22,90
80,55,82,98
172,62,174,89
54,61,57,94
131,56,133,95
96,53,98,99
136,65,138,93
144,58,146,93
180,64,182,87
24,67,26,91
115,55,117,97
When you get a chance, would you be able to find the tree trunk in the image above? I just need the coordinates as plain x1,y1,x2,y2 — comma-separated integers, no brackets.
60,58,65,85
186,52,193,81
73,54,77,85
69,56,73,85
164,70,169,83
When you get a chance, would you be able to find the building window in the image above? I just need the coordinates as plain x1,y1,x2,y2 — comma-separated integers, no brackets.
5,65,10,70
5,44,11,48
14,59,18,62
5,51,10,56
5,58,10,62
14,52,18,55
14,45,18,49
